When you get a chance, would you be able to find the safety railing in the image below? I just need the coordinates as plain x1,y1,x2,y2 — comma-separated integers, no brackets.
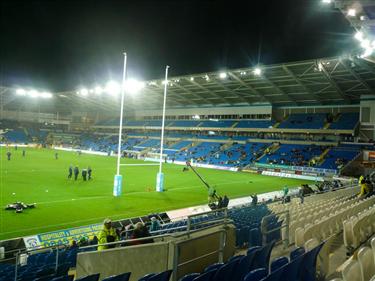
260,210,290,248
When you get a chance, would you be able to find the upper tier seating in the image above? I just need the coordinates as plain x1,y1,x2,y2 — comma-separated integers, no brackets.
235,120,275,129
329,113,359,130
170,120,201,127
198,120,235,128
278,113,326,129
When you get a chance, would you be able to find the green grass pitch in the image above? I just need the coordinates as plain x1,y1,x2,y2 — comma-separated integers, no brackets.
0,147,311,240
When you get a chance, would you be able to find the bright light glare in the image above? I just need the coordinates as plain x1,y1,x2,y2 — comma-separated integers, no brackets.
105,81,120,95
125,79,145,94
347,9,356,17
192,114,200,120
219,72,227,79
16,88,26,96
190,77,194,81
253,68,262,76
40,92,52,98
94,86,103,94
80,88,89,96
321,0,331,3
29,90,39,98
361,39,371,49
354,31,363,41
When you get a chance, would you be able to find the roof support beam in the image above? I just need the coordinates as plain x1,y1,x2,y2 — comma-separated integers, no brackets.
227,72,272,104
318,61,351,103
282,65,324,104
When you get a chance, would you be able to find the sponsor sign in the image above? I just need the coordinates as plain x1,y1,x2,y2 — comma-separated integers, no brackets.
23,223,102,250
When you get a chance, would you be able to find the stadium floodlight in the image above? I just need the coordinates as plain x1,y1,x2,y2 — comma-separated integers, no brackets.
80,88,89,96
105,80,121,95
28,90,39,98
219,72,227,79
253,67,262,76
354,31,364,41
16,88,26,96
361,39,371,49
94,86,103,95
190,77,194,81
89,89,94,93
124,78,145,94
321,0,331,3
347,9,356,17
40,92,52,98
205,74,210,81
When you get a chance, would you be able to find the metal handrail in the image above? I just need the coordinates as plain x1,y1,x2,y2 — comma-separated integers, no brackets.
261,210,290,248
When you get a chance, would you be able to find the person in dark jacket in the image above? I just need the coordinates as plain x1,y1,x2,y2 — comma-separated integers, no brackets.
68,165,73,179
74,166,79,181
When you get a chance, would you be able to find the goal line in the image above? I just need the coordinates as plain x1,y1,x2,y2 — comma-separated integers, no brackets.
120,163,160,166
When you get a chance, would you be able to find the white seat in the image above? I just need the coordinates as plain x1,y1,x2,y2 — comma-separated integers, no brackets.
305,238,320,251
342,259,362,281
358,247,375,281
371,238,375,274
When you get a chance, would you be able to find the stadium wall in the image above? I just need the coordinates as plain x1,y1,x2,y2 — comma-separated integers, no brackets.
132,105,272,118
76,225,236,281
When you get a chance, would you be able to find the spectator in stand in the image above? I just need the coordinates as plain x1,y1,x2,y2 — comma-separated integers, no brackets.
150,217,161,232
98,218,118,251
250,194,258,206
222,195,229,208
131,222,153,245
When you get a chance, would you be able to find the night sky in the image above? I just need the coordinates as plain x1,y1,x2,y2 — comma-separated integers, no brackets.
1,0,357,92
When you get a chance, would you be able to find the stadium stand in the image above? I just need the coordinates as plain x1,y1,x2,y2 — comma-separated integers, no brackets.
278,113,327,129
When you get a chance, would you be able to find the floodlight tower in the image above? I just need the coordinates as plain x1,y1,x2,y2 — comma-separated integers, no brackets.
113,52,127,197
156,65,170,192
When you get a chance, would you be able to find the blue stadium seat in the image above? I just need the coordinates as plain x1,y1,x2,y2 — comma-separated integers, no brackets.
102,272,131,281
260,267,285,281
279,255,303,281
138,273,156,281
212,259,239,281
192,270,216,281
270,257,289,273
299,243,324,281
76,273,100,281
148,270,173,281
290,247,305,261
179,273,200,281
249,228,262,247
252,242,275,270
203,263,224,273
244,268,267,281
52,275,75,281
231,255,252,281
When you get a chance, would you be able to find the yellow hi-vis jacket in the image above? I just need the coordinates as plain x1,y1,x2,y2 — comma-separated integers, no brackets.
97,226,118,251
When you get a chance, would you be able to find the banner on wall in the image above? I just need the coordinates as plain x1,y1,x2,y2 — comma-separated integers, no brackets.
23,223,102,250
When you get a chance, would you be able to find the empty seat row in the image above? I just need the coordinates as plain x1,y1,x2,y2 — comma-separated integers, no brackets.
296,196,375,247
344,205,375,249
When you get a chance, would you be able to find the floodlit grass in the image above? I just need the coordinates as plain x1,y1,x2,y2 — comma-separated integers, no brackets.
0,147,310,240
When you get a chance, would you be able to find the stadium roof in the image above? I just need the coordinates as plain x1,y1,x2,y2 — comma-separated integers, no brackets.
1,56,375,113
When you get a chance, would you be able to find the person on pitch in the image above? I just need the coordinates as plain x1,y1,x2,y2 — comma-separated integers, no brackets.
82,168,87,181
68,165,73,179
22,149,26,157
74,166,79,181
55,152,58,160
6,151,11,161
87,166,92,180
